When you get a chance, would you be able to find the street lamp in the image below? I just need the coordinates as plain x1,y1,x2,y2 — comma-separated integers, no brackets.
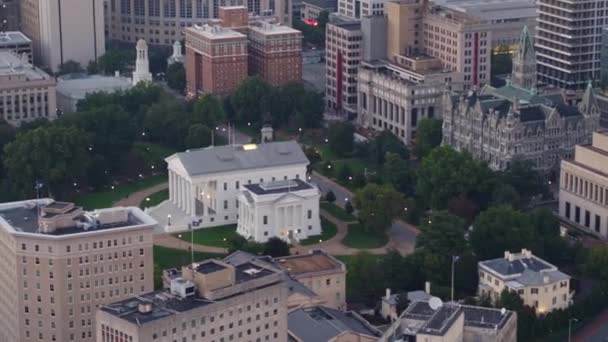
167,214,172,226
568,318,578,342
451,255,460,302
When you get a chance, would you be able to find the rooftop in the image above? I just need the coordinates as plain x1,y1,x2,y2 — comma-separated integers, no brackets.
288,306,381,342
243,178,314,196
436,0,537,21
0,199,155,237
249,21,302,35
57,74,132,100
166,141,309,177
275,249,344,276
302,0,337,9
187,24,247,39
0,31,32,45
479,249,571,286
0,51,52,80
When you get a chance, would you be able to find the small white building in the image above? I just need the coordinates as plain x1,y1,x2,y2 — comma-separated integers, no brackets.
161,140,309,231
237,179,322,243
56,73,132,113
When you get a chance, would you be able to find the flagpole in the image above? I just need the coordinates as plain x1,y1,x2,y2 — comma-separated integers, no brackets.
451,255,459,302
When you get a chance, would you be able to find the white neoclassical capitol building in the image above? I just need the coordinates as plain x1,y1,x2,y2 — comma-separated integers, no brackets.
237,179,321,242
159,140,309,231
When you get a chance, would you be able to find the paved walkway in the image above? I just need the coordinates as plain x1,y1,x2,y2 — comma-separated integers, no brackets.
153,233,228,254
574,308,608,342
113,182,168,207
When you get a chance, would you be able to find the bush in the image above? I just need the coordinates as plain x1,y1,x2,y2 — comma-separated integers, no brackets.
345,201,354,214
325,190,336,203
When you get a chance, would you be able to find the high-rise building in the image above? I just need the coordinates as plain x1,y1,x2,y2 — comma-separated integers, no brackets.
536,0,607,93
20,0,105,71
0,0,20,31
104,0,291,46
96,253,289,342
559,130,608,239
0,199,157,342
185,23,249,96
325,15,362,117
337,0,386,19
248,21,302,87
0,51,57,126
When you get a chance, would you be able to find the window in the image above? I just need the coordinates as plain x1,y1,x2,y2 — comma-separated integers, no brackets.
236,181,240,189
595,214,601,232
585,210,590,227
307,210,312,219
224,182,228,191
565,202,571,219
263,216,268,225
531,288,539,294
575,206,580,223
224,200,228,210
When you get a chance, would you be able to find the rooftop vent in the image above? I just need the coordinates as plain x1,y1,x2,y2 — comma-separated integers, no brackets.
244,268,261,276
138,302,153,314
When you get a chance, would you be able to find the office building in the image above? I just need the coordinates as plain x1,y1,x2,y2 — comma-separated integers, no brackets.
442,27,600,172
559,131,608,239
0,0,19,31
325,15,362,117
104,0,291,46
185,23,248,96
0,199,156,342
536,0,607,93
152,140,309,231
0,51,57,126
288,306,382,342
301,0,336,22
380,300,517,342
20,0,105,71
248,21,302,87
236,179,321,243
97,254,289,342
337,0,385,19
56,74,133,113
0,31,33,63
478,249,573,314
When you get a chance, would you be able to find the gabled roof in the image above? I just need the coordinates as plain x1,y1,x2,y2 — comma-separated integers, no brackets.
579,81,599,114
166,141,309,177
288,306,380,342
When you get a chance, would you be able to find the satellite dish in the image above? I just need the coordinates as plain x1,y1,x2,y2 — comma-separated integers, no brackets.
429,297,443,310
501,308,507,315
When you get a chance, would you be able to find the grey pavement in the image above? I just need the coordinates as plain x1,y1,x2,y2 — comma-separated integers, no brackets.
302,62,325,93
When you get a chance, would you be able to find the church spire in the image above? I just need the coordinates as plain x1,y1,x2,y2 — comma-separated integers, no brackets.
511,26,537,90
579,80,598,115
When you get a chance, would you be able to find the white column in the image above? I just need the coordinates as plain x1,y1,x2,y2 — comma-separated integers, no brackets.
180,177,186,211
169,171,176,204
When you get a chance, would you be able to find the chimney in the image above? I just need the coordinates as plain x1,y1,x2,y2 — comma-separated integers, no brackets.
385,288,391,300
425,281,431,295
114,70,120,77
504,251,512,261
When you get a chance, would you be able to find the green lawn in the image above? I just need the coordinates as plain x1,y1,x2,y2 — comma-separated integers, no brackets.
342,223,388,249
174,224,239,248
75,175,167,210
299,216,338,246
140,189,169,209
321,202,357,222
153,246,224,289
132,141,177,166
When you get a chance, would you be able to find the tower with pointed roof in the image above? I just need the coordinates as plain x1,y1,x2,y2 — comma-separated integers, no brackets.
579,80,600,116
132,39,152,85
511,26,536,90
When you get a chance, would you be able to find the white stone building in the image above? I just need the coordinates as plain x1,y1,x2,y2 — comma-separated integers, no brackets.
478,249,573,315
161,141,309,231
237,179,321,243
56,73,132,113
132,39,153,85
559,131,608,239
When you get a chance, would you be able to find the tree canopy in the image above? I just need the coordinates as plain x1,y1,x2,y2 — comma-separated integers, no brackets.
193,95,225,128
328,122,355,157
166,63,186,93
414,118,443,158
57,60,84,75
354,183,405,233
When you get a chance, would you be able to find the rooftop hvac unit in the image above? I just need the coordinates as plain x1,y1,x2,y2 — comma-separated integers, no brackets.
170,278,196,299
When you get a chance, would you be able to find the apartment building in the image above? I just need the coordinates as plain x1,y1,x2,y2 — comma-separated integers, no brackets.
0,0,20,31
185,23,248,96
0,199,156,342
20,0,104,71
325,15,362,117
536,0,607,93
380,300,518,342
0,32,33,64
0,51,57,127
248,21,302,87
559,131,608,239
301,0,337,22
97,254,288,342
104,0,290,46
478,249,573,314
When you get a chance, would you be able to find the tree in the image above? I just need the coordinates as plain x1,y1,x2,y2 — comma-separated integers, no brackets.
338,163,352,182
501,159,546,201
193,94,225,128
416,211,467,257
263,237,290,257
57,60,84,75
166,63,186,92
368,131,410,164
328,122,354,156
231,77,273,125
185,124,212,149
143,99,190,148
491,183,521,208
325,190,336,203
345,200,354,214
354,183,405,233
416,146,489,209
414,118,443,158
3,126,90,197
87,60,98,74
470,205,538,260
384,152,415,195
496,288,525,311
98,48,135,75
353,173,366,188
584,247,608,285
227,235,264,255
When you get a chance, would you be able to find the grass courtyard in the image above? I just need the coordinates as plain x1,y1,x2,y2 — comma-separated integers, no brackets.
75,175,167,210
299,216,338,246
140,189,169,209
342,223,388,249
174,224,239,248
320,202,357,222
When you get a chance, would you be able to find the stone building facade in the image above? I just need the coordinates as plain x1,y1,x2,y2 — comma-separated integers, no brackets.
442,27,600,173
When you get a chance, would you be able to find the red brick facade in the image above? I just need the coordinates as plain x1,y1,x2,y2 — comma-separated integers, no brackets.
248,25,302,87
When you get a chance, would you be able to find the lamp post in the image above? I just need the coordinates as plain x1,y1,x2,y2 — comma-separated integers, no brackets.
451,255,460,302
568,318,578,342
